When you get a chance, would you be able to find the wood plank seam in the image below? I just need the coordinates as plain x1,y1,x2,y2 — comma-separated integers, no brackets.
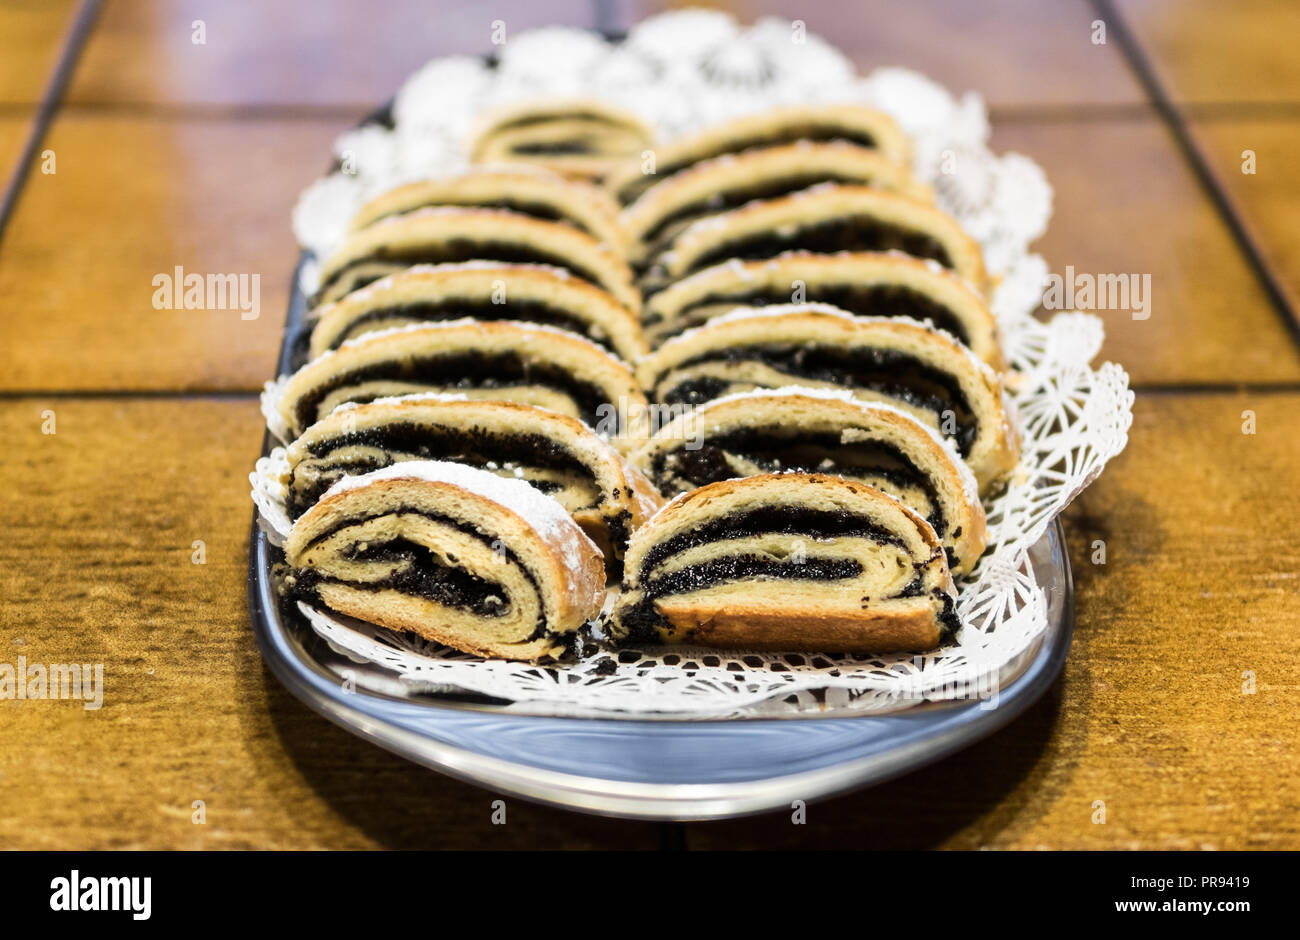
0,389,261,401
0,0,103,248
1093,0,1300,352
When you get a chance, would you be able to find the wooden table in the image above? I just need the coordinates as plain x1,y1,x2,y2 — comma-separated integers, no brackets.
2,0,1297,850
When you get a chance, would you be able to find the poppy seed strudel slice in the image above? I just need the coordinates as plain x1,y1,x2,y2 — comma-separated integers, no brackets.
609,473,958,653
283,461,606,661
312,207,640,311
636,304,1019,491
632,388,986,574
282,396,664,560
309,262,648,362
266,321,650,446
642,251,1004,366
621,142,930,266
647,185,989,298
348,167,624,249
470,99,654,180
607,104,911,205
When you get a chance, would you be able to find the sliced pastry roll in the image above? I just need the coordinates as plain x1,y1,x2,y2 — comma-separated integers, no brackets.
621,142,929,265
646,185,989,298
636,305,1019,491
607,104,911,205
633,389,986,573
641,251,1004,367
267,321,650,446
282,396,663,560
609,473,958,653
283,461,606,661
308,263,648,363
347,167,624,249
312,207,640,311
469,99,654,180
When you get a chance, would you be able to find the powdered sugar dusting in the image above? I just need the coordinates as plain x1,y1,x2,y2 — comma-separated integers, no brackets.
321,460,603,610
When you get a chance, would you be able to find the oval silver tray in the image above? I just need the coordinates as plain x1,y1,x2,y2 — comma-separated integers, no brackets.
248,256,1074,821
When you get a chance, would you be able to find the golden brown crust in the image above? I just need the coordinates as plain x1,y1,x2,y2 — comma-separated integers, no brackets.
284,396,664,559
652,185,989,298
652,596,942,653
308,262,649,362
612,472,954,654
470,98,654,180
607,104,912,204
273,320,651,446
640,251,1006,368
630,390,987,574
314,207,641,311
285,468,606,661
635,307,1019,492
348,167,625,249
620,141,931,262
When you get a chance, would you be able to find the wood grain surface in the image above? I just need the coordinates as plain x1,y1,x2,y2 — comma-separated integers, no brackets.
1117,0,1300,105
1193,119,1300,316
0,115,34,195
0,0,79,105
1,0,1298,850
0,113,344,391
65,0,594,109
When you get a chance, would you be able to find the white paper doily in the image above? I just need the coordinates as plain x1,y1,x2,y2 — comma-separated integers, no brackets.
264,11,1133,718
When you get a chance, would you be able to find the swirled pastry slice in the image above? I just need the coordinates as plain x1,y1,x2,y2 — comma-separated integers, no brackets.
283,461,606,661
470,99,653,180
636,305,1018,491
646,185,988,298
348,167,624,249
283,396,663,560
312,207,640,311
309,263,648,363
609,473,957,653
607,104,911,204
642,251,1004,367
632,389,986,574
621,142,929,266
267,321,649,447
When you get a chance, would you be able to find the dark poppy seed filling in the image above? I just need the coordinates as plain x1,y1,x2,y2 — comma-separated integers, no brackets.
650,429,947,534
291,351,615,433
338,538,509,616
295,508,552,641
616,554,866,644
512,141,597,155
660,345,977,455
315,241,611,304
327,301,617,353
287,424,597,519
637,504,902,576
658,344,978,455
619,127,881,204
638,172,869,247
684,217,954,277
662,284,970,345
493,111,627,131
